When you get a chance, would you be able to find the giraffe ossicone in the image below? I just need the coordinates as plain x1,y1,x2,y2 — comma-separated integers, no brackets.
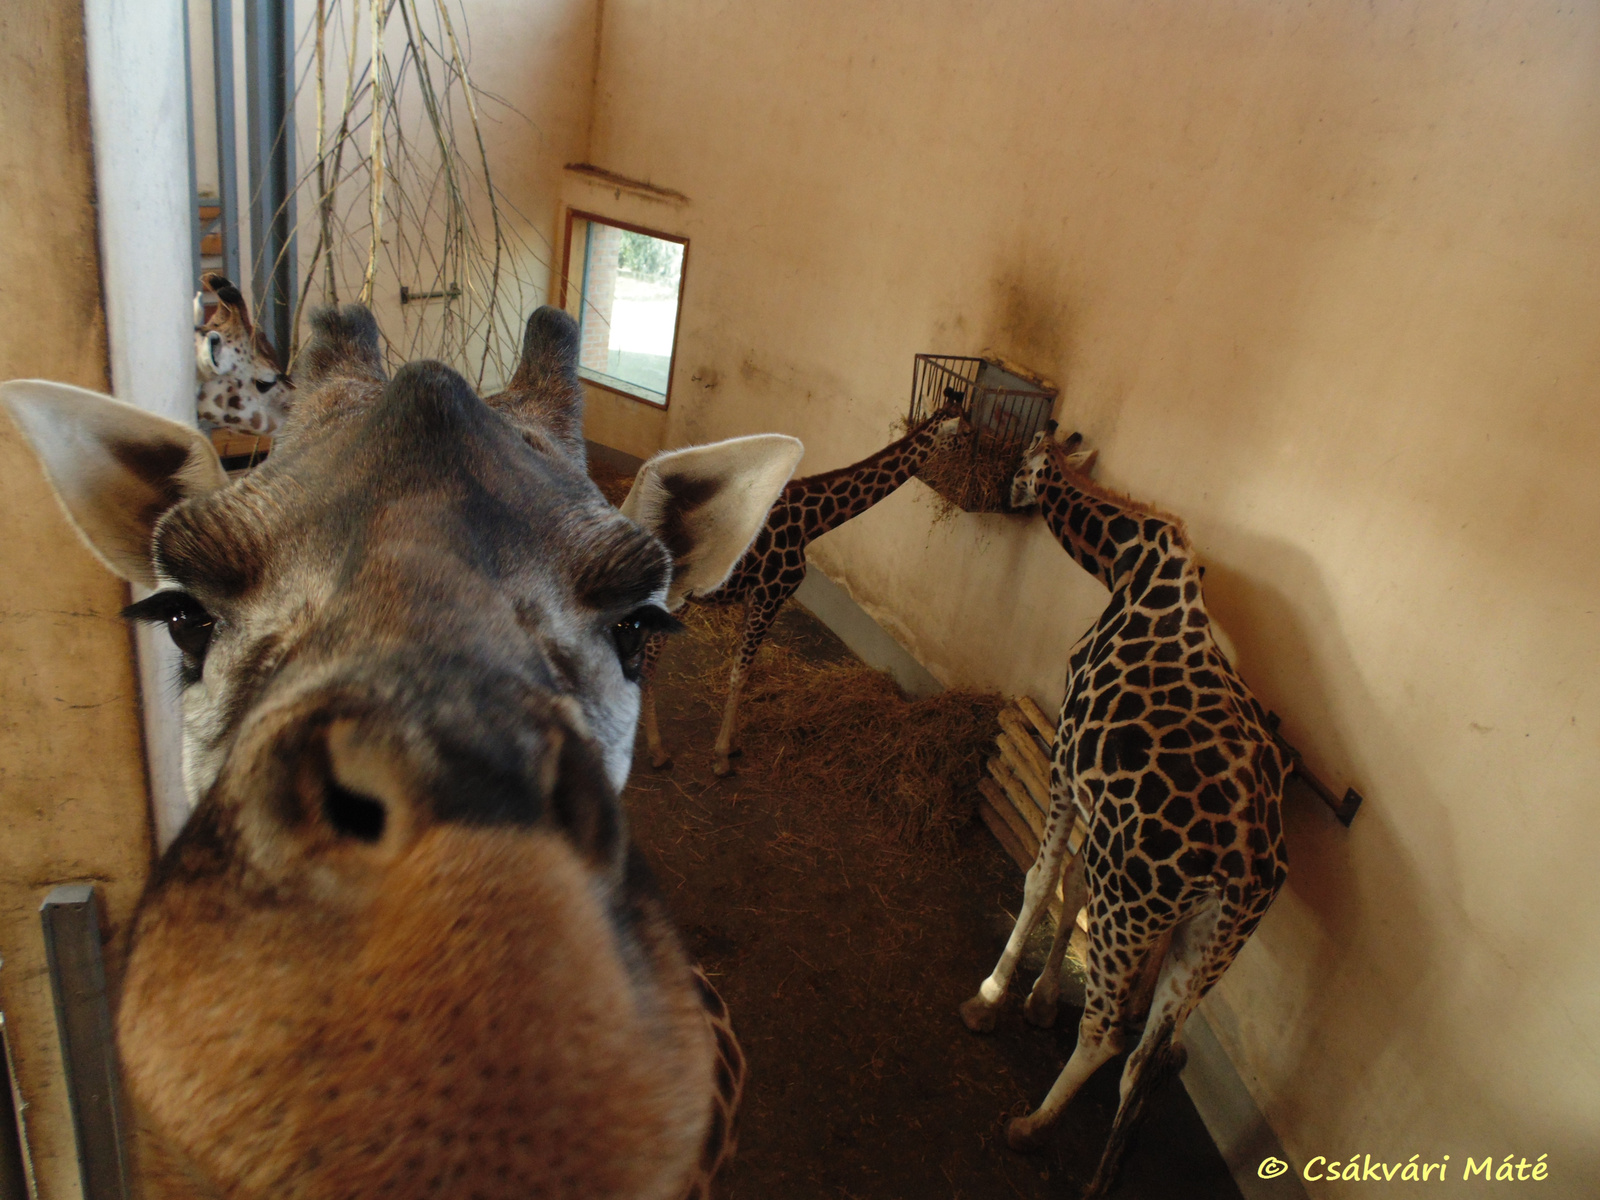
1,302,797,1200
963,425,1288,1199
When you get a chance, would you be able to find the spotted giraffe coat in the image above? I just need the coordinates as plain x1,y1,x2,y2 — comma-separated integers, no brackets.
1033,439,1288,1031
643,404,966,677
681,968,747,1200
195,272,294,435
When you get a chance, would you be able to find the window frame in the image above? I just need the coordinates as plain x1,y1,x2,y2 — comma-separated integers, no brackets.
559,208,690,411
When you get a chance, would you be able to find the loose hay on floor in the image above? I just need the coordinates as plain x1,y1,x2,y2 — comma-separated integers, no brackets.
624,597,1242,1200
590,462,635,507
680,605,1003,851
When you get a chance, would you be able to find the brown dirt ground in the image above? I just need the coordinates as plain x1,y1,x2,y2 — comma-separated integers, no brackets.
623,603,1246,1200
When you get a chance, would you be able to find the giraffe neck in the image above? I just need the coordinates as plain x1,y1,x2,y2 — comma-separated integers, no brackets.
1037,451,1196,604
789,417,949,541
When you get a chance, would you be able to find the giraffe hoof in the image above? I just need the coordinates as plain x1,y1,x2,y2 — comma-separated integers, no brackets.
1006,1116,1051,1153
1023,991,1058,1029
712,758,735,778
649,754,674,771
958,996,997,1033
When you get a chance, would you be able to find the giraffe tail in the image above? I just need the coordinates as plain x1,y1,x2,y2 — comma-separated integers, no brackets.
1082,1013,1187,1199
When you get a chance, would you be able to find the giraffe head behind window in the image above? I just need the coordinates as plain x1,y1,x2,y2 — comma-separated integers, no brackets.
195,272,295,435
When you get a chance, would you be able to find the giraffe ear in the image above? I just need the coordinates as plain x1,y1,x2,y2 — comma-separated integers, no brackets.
621,434,804,609
2,380,226,588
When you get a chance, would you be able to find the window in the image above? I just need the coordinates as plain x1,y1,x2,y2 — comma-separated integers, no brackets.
562,212,688,407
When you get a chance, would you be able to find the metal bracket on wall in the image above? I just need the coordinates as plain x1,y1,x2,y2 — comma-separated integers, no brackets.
1266,712,1364,827
41,886,131,1200
400,284,462,305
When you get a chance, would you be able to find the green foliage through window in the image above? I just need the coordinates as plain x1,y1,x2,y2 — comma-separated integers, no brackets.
617,231,683,284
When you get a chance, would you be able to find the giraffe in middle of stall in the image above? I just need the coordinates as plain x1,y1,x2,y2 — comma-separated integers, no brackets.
639,402,970,775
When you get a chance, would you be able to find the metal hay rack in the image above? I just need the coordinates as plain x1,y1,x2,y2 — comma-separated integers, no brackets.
908,354,1058,513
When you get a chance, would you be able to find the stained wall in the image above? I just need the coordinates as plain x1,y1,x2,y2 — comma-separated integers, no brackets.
573,1,1600,1191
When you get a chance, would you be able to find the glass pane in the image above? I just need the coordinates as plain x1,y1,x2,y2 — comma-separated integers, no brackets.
577,222,684,405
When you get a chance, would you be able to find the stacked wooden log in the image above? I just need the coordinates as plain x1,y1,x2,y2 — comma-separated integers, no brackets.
975,696,1089,931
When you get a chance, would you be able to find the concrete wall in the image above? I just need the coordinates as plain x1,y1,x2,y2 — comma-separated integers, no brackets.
579,1,1600,1192
0,2,156,1197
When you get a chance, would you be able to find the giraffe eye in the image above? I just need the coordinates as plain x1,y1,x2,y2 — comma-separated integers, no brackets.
123,591,217,679
254,376,278,394
610,606,683,682
612,617,646,670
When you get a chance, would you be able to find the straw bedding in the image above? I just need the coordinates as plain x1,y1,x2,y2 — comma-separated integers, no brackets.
680,605,1002,851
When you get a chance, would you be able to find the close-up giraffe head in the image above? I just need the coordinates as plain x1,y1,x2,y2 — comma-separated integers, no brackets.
2,303,801,1200
194,271,295,435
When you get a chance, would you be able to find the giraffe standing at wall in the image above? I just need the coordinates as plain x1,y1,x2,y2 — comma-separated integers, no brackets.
194,272,295,435
638,403,969,775
960,425,1288,1199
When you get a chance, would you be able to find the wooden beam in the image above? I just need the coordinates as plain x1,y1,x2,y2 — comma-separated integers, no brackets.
977,794,1032,873
988,756,1045,839
999,706,1052,780
996,733,1050,813
1017,695,1057,745
979,777,1038,859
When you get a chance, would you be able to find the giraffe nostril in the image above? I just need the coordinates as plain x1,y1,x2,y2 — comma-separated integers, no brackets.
322,779,387,842
295,718,411,850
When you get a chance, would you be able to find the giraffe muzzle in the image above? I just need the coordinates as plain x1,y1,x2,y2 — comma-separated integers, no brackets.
213,667,628,886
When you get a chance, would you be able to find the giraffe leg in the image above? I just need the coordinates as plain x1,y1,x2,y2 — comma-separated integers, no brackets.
641,678,671,770
960,814,1074,1032
712,600,780,776
1023,847,1089,1029
1083,897,1235,1199
639,633,671,770
1004,913,1159,1153
711,663,747,777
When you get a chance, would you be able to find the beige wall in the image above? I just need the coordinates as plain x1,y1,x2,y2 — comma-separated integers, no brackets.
581,1,1600,1191
0,2,155,1198
288,0,599,387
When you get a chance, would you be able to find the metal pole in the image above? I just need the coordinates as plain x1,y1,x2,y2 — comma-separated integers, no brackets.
212,0,242,284
183,2,201,292
40,886,131,1200
244,0,296,361
0,996,32,1200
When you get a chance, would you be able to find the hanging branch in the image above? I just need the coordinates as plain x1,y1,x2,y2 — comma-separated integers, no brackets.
274,0,551,382
361,0,388,306
432,0,505,385
328,0,365,302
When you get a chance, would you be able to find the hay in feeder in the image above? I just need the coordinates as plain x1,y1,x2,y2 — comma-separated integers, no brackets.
914,434,1020,517
682,605,1003,851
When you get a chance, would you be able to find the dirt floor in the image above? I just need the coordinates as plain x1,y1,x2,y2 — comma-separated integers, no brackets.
622,602,1246,1200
